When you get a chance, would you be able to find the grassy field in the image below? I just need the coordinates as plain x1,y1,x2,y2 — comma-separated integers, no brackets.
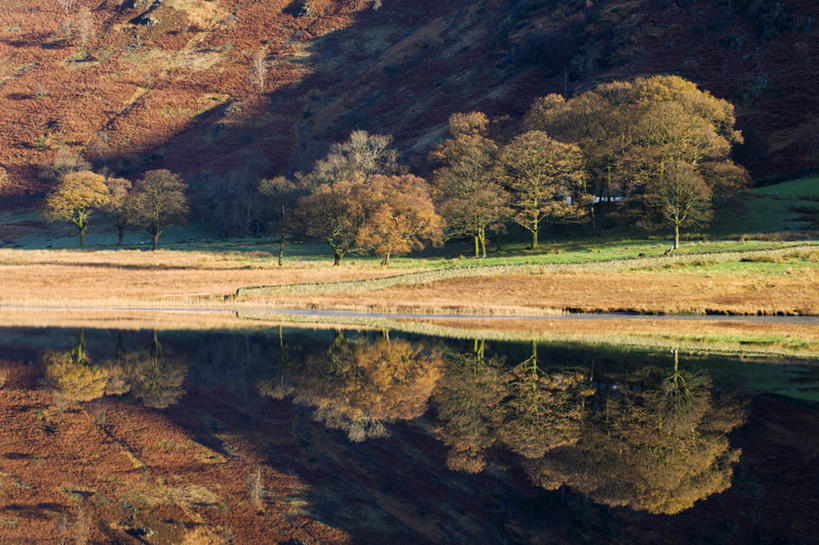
0,241,816,316
711,176,819,234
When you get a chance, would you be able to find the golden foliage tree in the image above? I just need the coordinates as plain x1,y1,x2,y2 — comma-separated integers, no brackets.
431,112,510,258
355,174,444,264
296,175,368,265
44,170,110,247
127,169,189,250
296,131,407,264
496,131,589,248
525,75,748,219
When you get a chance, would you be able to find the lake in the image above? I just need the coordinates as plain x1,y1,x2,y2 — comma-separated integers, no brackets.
0,325,817,544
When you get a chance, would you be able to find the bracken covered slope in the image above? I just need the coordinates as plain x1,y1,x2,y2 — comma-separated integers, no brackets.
0,0,817,200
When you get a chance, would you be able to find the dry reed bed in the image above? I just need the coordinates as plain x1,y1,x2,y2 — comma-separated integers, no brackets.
235,312,819,360
0,308,815,360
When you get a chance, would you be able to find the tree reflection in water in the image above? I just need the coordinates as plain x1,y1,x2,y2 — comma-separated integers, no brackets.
431,342,746,515
525,349,745,514
41,330,188,409
121,331,187,409
37,329,747,516
42,330,120,403
260,331,442,442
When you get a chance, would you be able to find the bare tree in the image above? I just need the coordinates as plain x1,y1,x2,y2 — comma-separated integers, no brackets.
127,169,189,250
57,0,78,14
644,161,713,250
58,19,73,41
76,8,95,52
0,167,10,196
248,466,264,511
250,49,268,93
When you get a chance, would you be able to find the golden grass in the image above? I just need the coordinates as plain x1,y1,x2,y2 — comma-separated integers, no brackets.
0,246,816,317
2,307,814,360
244,267,819,316
0,248,411,308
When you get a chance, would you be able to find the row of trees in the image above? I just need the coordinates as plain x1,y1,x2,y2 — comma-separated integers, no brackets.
44,168,188,249
270,75,746,261
433,75,748,253
42,75,746,258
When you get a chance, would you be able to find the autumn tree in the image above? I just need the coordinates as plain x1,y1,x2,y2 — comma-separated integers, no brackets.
296,176,367,265
259,175,305,266
355,174,444,265
103,176,132,245
496,131,589,248
44,170,110,247
644,161,713,249
431,112,510,258
127,169,189,250
525,75,748,220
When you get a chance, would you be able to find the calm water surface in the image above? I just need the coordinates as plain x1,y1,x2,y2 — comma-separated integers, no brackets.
0,326,817,544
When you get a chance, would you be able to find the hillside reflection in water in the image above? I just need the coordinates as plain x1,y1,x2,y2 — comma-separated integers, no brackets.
0,327,817,544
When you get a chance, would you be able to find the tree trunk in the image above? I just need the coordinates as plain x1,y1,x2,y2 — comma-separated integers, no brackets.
117,224,125,246
589,203,596,233
152,233,159,250
278,227,285,267
333,250,342,266
382,252,390,266
531,222,538,249
79,226,86,248
480,230,487,259
531,340,538,374
474,234,479,258
674,223,680,249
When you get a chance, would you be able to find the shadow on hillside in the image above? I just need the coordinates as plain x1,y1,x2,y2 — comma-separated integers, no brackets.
102,0,562,183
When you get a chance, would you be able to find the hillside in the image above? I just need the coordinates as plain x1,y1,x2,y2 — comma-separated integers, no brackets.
1,0,818,201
